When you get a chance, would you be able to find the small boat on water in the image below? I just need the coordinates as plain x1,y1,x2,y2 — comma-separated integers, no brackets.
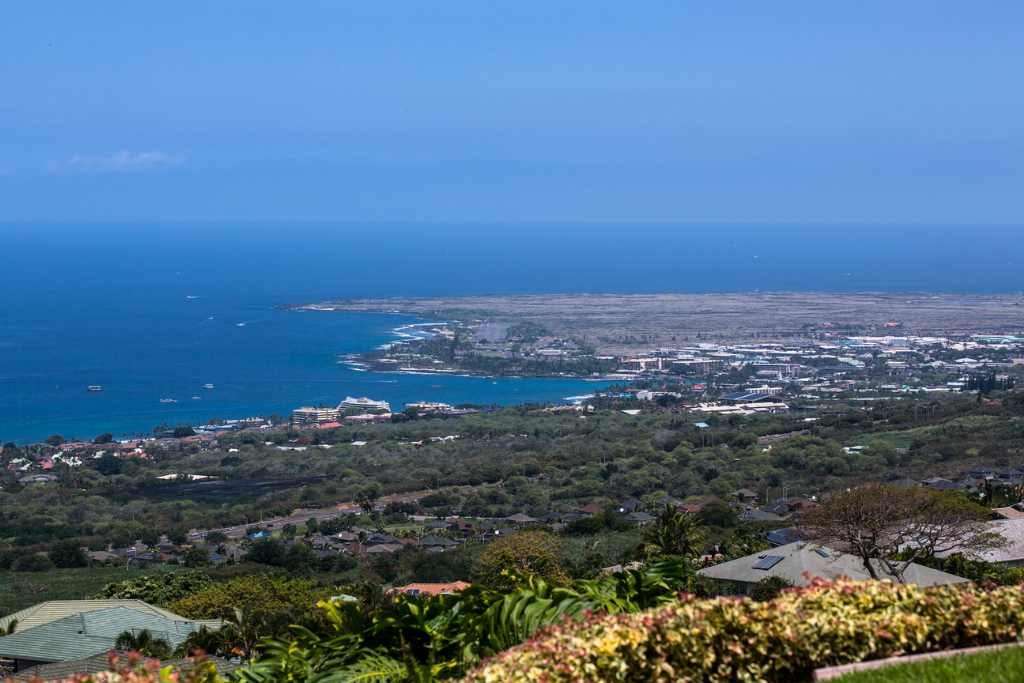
160,398,177,403
192,396,201,400
87,386,102,392
203,383,214,389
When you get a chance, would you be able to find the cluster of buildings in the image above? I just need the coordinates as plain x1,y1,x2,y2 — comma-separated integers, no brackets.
888,464,1024,500
590,333,1022,414
290,397,483,428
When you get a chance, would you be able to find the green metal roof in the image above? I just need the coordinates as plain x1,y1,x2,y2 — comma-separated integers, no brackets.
0,600,189,633
0,607,202,663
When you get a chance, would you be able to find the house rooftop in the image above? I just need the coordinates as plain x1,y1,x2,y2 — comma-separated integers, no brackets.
0,600,189,633
940,518,1024,565
0,607,205,664
698,543,968,588
389,582,470,597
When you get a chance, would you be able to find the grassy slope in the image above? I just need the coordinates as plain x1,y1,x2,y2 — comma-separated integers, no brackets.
853,414,1005,449
0,565,183,615
837,645,1024,682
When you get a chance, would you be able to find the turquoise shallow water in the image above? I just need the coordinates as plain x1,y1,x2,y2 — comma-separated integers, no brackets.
1,222,1021,443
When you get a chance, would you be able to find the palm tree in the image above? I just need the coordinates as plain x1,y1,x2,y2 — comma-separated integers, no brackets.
114,629,173,659
172,625,229,659
217,605,298,661
0,618,17,636
639,505,706,560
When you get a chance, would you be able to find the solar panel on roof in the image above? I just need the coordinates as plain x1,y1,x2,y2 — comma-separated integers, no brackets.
752,555,784,570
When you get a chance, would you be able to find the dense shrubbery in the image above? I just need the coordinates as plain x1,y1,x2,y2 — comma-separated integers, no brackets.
2,393,1023,556
96,570,215,607
463,578,1024,683
237,559,695,683
167,574,329,619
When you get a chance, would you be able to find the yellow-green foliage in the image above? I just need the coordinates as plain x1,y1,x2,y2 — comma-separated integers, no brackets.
167,574,329,619
462,578,1024,683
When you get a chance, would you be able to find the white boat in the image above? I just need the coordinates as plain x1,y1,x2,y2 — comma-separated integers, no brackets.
160,398,177,403
87,385,102,392
203,383,214,389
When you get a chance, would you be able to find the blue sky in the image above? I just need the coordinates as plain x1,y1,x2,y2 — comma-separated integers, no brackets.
1,1,1022,222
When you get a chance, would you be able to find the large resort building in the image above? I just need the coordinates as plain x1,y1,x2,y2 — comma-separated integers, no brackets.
291,396,391,425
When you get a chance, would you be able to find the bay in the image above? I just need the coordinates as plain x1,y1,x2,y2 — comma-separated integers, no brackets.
1,222,1021,443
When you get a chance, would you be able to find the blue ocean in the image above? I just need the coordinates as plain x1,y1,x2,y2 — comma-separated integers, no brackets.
1,223,1022,444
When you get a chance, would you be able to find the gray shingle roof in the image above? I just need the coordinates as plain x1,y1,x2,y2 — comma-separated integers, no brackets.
698,543,969,587
624,512,657,522
418,535,457,546
0,607,203,663
940,518,1024,565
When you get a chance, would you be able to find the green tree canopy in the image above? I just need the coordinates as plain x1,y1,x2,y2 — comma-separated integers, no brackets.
48,540,89,568
472,530,569,590
167,574,329,620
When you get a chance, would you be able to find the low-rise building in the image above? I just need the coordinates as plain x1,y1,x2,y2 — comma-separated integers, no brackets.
698,543,968,595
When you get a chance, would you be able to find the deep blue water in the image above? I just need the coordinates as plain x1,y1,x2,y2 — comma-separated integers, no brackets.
1,223,1022,443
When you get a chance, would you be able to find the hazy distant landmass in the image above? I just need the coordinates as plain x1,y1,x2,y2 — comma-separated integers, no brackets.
286,291,1024,353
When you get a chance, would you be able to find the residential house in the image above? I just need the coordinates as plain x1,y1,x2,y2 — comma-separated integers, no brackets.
505,513,539,526
739,509,783,522
418,536,458,550
729,489,760,504
698,544,968,596
785,498,818,512
765,528,807,547
390,582,470,597
576,504,603,516
623,512,656,526
365,544,401,555
995,504,1024,521
615,500,640,514
997,469,1024,485
0,604,212,671
938,518,1024,568
17,474,57,485
364,533,399,546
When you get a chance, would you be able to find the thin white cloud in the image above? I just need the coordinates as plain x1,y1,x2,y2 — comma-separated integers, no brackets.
49,150,183,173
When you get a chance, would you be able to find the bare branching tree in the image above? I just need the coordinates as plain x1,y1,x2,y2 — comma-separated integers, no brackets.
797,484,1006,583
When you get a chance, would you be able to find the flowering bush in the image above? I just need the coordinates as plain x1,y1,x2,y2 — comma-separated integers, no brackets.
14,652,219,683
462,578,1024,683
